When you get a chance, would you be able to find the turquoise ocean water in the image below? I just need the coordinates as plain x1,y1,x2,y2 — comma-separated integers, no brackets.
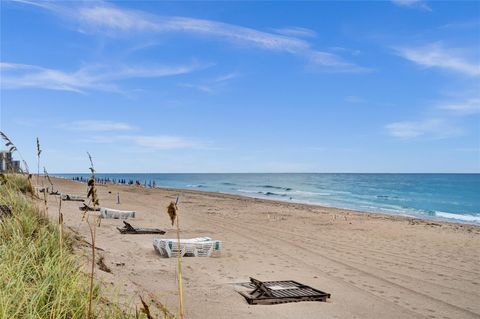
57,173,480,224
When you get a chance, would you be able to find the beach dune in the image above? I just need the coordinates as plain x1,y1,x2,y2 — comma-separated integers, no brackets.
49,177,480,319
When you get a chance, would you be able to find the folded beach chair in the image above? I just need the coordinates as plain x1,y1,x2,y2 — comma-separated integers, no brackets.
117,221,165,234
191,240,222,257
100,207,135,219
153,238,186,257
61,194,85,201
153,237,221,258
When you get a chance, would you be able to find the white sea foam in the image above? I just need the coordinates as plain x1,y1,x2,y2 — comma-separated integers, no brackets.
435,211,480,223
293,190,331,196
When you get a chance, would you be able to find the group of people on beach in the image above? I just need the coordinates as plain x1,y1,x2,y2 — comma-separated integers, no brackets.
71,176,157,188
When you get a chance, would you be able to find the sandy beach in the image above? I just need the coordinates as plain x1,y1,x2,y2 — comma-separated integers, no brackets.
46,177,480,319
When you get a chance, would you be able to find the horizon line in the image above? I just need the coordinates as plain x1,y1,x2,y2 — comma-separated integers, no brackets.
50,172,480,175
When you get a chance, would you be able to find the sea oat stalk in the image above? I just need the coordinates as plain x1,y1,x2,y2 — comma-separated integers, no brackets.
167,197,185,319
42,188,48,219
86,152,100,319
36,137,42,188
58,196,64,252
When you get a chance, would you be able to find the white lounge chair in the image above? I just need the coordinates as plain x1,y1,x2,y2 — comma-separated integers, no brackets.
100,207,136,219
153,237,221,258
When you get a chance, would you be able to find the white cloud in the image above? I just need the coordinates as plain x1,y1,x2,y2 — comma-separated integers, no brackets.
213,72,238,83
127,135,202,150
0,61,202,93
328,47,361,56
272,27,317,38
391,0,431,11
180,72,239,94
179,83,215,94
306,51,367,72
11,0,56,10
81,134,207,150
76,6,308,51
386,94,478,141
385,118,462,139
439,20,480,31
439,98,480,115
14,1,366,72
62,120,135,131
395,43,480,76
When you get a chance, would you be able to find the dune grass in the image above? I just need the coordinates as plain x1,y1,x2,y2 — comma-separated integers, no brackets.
0,175,93,318
0,175,160,318
1,173,34,196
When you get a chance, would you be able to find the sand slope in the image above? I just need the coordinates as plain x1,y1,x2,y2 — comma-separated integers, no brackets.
46,178,480,319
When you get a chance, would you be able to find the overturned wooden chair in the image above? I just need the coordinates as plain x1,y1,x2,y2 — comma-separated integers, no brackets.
61,194,84,202
79,203,100,211
239,277,330,305
117,221,165,234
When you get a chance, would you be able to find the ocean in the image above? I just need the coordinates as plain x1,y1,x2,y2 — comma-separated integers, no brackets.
56,173,480,224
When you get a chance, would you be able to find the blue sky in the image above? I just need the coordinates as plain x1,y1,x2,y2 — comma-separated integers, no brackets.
0,0,479,173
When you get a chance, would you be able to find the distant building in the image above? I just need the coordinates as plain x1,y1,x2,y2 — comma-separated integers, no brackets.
0,151,21,173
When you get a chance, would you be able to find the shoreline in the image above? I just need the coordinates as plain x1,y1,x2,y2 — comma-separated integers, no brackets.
158,186,480,228
160,186,480,227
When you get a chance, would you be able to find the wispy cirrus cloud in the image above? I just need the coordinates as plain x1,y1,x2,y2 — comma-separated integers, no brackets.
438,97,480,115
180,72,239,94
56,117,211,150
395,43,480,76
83,134,209,150
61,120,135,131
272,26,317,38
439,20,480,30
12,0,367,73
128,135,204,150
385,118,462,140
0,61,203,93
386,93,479,140
391,0,431,11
